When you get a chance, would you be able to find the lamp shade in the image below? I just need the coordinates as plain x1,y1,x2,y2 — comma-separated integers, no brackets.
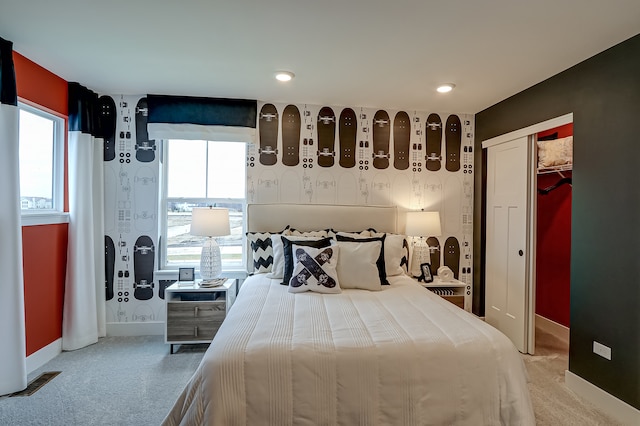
405,211,441,237
190,207,230,237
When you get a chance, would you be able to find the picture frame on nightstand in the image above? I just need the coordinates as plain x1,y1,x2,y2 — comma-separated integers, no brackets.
419,263,433,283
178,267,195,282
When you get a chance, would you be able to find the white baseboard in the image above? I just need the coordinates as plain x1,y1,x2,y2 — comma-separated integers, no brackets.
565,370,640,425
26,338,61,374
536,314,569,344
106,321,164,336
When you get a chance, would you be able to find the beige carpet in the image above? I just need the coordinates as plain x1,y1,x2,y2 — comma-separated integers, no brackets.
523,328,621,425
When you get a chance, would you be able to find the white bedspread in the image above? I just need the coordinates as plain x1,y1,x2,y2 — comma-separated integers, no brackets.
163,275,535,425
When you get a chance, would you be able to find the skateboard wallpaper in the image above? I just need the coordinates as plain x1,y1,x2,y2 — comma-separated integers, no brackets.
104,95,162,325
248,102,474,297
103,96,474,325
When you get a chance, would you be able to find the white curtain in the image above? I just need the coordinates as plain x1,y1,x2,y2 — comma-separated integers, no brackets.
0,36,27,395
0,102,27,395
62,84,106,350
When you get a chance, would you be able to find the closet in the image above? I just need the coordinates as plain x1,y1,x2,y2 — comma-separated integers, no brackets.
483,114,572,354
535,124,572,342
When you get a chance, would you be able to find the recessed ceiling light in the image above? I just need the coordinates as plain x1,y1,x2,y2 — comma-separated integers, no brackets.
275,71,295,82
436,83,455,93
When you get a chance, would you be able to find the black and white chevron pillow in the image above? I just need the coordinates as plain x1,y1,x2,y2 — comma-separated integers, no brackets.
246,232,274,273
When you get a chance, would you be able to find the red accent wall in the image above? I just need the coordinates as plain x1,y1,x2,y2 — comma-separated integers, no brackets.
13,51,69,356
22,225,68,355
536,123,572,327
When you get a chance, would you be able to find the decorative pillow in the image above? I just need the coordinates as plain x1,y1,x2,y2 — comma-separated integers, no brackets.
286,228,330,237
537,135,573,168
335,240,382,290
281,236,333,285
266,234,286,279
245,232,273,273
288,245,341,294
329,229,373,238
335,234,388,285
372,233,410,276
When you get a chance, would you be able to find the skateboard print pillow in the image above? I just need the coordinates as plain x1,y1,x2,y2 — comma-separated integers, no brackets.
537,135,573,168
335,234,389,285
246,232,274,274
288,245,341,294
335,240,382,291
280,236,334,286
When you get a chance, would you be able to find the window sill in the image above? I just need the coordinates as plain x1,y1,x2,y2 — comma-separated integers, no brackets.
21,212,70,226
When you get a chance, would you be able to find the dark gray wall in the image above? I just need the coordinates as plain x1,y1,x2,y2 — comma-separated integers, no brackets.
474,34,640,409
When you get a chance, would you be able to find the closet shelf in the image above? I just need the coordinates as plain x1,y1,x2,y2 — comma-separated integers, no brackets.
537,163,573,175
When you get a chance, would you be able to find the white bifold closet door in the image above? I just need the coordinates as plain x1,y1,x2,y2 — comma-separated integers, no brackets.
485,136,533,353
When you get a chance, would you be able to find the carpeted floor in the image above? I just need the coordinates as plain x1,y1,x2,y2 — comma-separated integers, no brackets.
523,328,620,425
0,332,621,425
0,336,207,426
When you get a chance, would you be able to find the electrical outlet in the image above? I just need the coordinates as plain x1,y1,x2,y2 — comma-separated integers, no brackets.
593,341,611,360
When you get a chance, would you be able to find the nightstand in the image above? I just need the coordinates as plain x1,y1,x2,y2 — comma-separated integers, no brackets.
421,276,471,311
165,277,237,354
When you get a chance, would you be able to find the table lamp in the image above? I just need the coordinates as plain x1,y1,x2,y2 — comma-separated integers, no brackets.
405,210,441,278
190,207,230,282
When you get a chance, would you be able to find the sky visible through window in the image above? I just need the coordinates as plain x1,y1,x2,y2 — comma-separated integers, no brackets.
19,108,54,207
167,140,245,199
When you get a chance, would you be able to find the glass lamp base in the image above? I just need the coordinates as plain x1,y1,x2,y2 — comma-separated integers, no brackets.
410,238,430,277
200,237,222,282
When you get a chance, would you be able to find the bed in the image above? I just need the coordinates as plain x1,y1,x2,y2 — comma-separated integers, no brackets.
163,204,535,425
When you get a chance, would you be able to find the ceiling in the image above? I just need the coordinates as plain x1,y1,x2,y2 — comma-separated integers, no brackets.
1,0,639,114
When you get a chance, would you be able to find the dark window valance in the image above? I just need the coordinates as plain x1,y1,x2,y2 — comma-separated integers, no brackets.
147,95,257,128
68,82,99,134
145,95,257,143
0,37,17,106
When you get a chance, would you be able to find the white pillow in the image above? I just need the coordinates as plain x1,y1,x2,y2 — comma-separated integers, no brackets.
267,235,331,279
537,136,573,168
336,241,382,290
288,245,341,294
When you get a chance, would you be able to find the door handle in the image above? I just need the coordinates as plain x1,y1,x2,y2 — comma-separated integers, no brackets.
518,250,524,256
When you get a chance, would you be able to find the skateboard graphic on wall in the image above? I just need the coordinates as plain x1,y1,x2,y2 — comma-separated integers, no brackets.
372,110,390,169
443,236,460,280
445,114,462,172
427,236,440,277
135,98,157,163
317,107,336,167
100,95,117,162
259,103,278,166
425,113,442,171
393,111,411,170
282,104,301,166
105,235,115,301
133,235,155,300
339,108,357,168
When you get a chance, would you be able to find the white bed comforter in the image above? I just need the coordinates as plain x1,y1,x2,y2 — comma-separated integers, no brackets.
163,275,535,425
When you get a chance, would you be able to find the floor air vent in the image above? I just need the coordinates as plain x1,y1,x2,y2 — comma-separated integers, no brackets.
10,371,61,397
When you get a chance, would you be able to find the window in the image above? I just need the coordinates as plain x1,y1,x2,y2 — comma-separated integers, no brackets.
161,139,246,271
18,103,65,217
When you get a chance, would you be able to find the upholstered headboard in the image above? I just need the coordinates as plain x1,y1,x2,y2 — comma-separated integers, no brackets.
247,203,398,234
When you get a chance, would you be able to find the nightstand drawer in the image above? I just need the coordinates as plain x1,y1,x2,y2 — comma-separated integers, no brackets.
167,301,225,321
166,321,221,341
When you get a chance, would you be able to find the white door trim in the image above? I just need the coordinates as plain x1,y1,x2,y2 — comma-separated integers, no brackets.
481,113,573,149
